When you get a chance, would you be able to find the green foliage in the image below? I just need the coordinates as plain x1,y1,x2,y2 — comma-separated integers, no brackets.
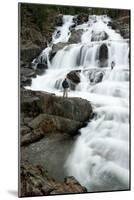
20,3,130,31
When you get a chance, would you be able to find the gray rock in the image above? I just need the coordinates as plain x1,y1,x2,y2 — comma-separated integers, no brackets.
50,43,69,60
21,128,44,146
84,68,105,84
21,76,32,87
21,126,31,136
107,16,130,39
55,14,63,26
28,113,84,136
21,42,43,63
20,89,93,145
67,70,81,84
20,162,87,197
39,93,92,122
67,70,81,90
68,29,83,43
21,67,36,77
76,13,89,25
98,43,108,68
91,31,109,41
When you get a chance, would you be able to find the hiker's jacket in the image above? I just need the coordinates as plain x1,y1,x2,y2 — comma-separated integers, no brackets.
62,80,69,89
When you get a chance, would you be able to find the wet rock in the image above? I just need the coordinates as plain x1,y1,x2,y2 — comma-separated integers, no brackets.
69,23,77,31
50,43,69,60
35,63,48,75
67,70,81,90
68,29,83,43
67,70,81,84
84,69,105,84
91,31,109,41
107,21,118,30
36,63,48,70
20,162,87,197
98,43,108,67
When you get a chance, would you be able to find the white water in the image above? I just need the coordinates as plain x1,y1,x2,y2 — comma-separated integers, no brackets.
52,15,74,44
28,15,129,192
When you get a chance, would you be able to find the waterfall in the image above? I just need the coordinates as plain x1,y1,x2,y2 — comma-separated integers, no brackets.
28,15,129,192
52,15,74,44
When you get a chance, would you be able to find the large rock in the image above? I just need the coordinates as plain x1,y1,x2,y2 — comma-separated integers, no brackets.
98,43,108,67
21,89,93,145
67,70,81,90
21,76,32,87
21,89,92,122
21,128,44,146
21,93,42,117
20,162,87,197
68,29,83,43
67,70,81,84
75,14,89,25
50,43,69,60
36,63,48,75
39,94,92,122
21,67,36,77
21,26,47,63
84,69,105,84
91,31,109,41
107,16,130,39
21,42,42,63
28,113,84,136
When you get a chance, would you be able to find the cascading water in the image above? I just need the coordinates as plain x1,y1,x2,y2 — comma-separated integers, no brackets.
28,14,129,192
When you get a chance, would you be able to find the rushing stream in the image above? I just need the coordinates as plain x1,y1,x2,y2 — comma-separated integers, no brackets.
28,15,129,192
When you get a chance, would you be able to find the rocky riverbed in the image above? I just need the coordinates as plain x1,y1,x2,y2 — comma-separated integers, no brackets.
20,88,93,196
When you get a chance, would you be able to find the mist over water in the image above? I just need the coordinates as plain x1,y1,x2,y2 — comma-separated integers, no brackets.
28,15,129,192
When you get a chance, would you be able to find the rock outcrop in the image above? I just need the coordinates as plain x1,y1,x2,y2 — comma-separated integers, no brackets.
91,31,109,41
98,43,109,68
21,89,93,145
108,16,130,39
73,14,89,25
67,70,81,90
20,162,87,197
68,29,83,44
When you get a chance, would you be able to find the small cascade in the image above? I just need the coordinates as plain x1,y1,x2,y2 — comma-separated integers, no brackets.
52,15,74,44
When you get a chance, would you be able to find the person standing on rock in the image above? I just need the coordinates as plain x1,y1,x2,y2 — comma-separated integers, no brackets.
62,78,69,98
111,61,115,70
